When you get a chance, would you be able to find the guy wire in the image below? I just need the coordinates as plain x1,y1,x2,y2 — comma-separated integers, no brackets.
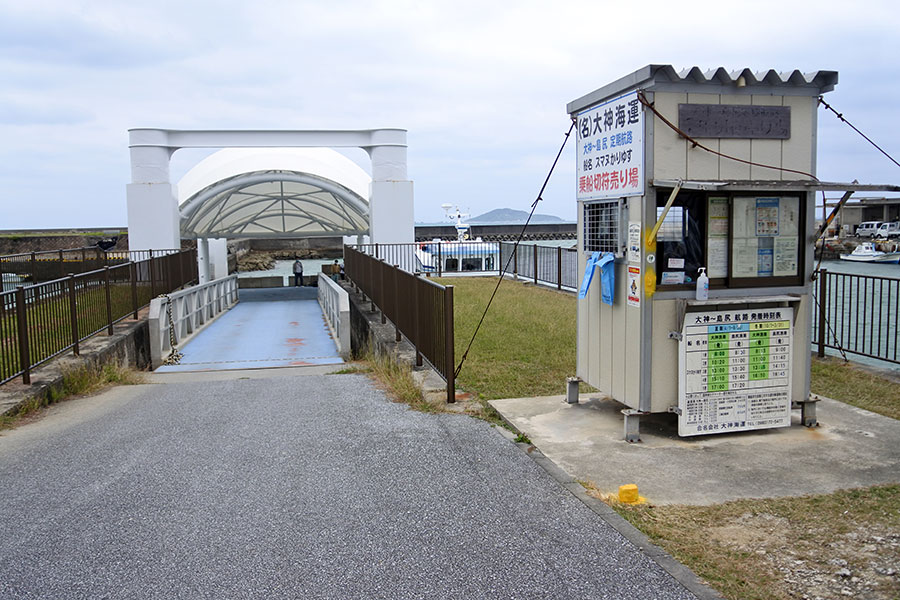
454,120,575,379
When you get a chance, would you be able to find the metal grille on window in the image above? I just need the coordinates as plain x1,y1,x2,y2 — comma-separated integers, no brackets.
583,200,623,255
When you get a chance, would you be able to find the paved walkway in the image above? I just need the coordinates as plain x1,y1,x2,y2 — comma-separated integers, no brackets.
490,393,900,505
0,370,701,599
156,287,342,372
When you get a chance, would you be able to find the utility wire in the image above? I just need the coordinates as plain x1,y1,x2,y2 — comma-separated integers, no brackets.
453,120,575,379
636,91,820,181
818,97,900,169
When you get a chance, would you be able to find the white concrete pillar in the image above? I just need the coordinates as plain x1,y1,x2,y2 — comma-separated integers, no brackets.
367,144,414,245
208,238,228,280
126,140,180,252
197,238,210,284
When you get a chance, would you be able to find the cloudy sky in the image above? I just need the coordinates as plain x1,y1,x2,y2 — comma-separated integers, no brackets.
1,0,898,230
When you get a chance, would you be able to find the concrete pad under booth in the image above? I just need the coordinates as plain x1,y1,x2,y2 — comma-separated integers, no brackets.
489,394,900,506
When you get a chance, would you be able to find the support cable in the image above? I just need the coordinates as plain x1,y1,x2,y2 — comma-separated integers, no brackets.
453,120,575,379
818,97,900,169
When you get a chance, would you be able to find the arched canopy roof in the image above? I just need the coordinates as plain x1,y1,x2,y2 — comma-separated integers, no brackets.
177,148,371,239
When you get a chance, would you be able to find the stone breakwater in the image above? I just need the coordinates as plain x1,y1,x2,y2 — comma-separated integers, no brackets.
237,249,342,272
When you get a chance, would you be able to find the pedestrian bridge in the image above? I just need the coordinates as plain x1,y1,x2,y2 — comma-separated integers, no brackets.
151,277,348,373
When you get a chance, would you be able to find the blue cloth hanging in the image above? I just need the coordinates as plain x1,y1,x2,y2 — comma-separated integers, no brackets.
597,253,615,306
578,252,616,306
578,252,601,299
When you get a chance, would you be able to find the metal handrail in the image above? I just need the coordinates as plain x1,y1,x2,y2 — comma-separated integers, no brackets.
344,246,456,403
813,268,899,365
0,248,199,385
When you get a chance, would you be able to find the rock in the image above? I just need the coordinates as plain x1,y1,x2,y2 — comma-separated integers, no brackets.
836,568,852,577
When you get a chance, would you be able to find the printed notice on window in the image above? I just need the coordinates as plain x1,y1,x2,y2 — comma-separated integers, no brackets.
731,196,800,278
707,197,729,278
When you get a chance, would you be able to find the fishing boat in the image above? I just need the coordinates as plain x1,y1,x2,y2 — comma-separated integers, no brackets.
839,242,900,264
414,206,499,273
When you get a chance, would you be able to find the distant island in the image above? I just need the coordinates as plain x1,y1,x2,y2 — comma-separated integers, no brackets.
466,208,569,224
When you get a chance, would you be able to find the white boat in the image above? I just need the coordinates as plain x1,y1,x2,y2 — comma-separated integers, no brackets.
839,242,900,263
415,206,499,273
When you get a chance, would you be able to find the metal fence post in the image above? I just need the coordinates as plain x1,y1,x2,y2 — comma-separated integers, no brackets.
413,277,423,367
104,267,114,335
394,265,401,342
58,249,65,279
130,262,139,319
68,274,80,355
149,250,156,298
533,244,538,285
380,260,387,324
437,244,442,277
445,285,455,404
30,252,36,283
15,286,30,384
557,246,562,290
817,269,828,357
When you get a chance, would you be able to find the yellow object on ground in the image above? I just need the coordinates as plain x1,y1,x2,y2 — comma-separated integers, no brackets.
618,484,646,504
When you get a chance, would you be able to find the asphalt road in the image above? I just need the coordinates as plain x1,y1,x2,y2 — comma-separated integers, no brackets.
0,373,698,599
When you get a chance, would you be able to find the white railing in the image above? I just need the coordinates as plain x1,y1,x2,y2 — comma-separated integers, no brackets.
149,275,239,369
317,273,350,358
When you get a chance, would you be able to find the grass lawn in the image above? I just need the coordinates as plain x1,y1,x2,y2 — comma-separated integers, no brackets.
436,276,580,400
442,275,900,600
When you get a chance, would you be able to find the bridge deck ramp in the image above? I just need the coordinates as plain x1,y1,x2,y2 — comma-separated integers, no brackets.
156,287,343,372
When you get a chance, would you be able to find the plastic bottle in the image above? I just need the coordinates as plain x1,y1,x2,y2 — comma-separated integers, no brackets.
696,267,709,301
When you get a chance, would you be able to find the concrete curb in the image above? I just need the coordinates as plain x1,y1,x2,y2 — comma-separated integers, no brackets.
0,317,151,416
492,424,725,600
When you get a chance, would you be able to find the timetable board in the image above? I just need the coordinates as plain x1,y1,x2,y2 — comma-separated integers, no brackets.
678,307,793,437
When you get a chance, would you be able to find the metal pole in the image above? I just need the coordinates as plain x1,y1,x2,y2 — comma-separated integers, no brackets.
437,244,442,277
68,274,80,355
380,260,386,324
149,250,156,298
104,267,114,335
557,246,562,290
58,249,64,279
394,265,401,343
533,244,538,285
817,269,828,357
413,277,422,367
445,285,455,404
30,252,36,284
130,262,139,319
15,286,30,384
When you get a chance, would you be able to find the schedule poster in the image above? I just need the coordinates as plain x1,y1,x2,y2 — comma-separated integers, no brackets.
678,307,793,437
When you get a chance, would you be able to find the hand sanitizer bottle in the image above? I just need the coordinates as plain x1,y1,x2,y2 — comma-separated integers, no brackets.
696,267,709,301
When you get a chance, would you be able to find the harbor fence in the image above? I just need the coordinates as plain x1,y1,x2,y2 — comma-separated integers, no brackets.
350,242,499,276
0,249,198,385
498,242,579,291
813,269,899,366
1,247,184,290
344,246,455,403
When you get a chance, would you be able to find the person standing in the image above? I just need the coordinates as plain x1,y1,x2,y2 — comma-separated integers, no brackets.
293,259,303,286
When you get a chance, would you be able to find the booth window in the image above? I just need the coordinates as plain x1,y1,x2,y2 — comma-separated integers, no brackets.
656,190,804,289
655,191,706,287
584,199,623,255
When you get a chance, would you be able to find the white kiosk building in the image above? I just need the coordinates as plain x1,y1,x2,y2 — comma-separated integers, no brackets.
568,65,866,441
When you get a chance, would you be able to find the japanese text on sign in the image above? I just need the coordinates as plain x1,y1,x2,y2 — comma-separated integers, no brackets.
576,91,643,200
677,307,793,437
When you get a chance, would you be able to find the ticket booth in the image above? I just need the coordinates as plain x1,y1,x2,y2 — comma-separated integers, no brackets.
568,65,840,440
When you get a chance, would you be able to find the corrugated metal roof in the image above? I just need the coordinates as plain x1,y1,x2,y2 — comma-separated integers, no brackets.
567,64,839,114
